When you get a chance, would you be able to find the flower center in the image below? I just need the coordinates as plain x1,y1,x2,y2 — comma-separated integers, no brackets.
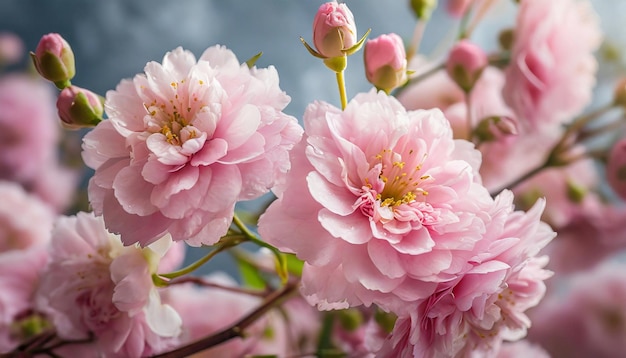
370,148,430,207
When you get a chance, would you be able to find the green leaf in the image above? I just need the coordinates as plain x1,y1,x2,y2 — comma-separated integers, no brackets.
237,255,267,290
284,253,304,277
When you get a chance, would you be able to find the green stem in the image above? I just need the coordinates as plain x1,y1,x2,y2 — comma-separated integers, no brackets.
336,70,348,110
158,237,243,280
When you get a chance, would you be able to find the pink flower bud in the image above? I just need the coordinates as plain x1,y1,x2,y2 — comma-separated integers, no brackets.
446,40,488,93
607,138,626,200
446,0,473,18
56,85,103,129
364,33,408,93
613,77,626,108
31,33,75,89
474,115,518,142
312,2,357,58
0,32,24,65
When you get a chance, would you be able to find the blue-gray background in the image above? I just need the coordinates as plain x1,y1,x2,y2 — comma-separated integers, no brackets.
1,0,624,274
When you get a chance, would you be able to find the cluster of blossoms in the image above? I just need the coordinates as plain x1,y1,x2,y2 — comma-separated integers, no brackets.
2,0,626,357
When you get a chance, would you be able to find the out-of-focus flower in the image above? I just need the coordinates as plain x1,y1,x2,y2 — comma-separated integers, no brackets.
36,212,182,357
503,0,602,127
259,90,500,314
445,0,473,18
607,137,626,200
0,248,48,353
376,193,554,357
496,340,550,358
473,115,518,142
31,33,75,89
0,74,78,213
0,32,24,65
312,2,357,59
528,261,626,357
364,33,408,94
82,45,302,247
0,181,54,253
446,40,488,93
56,85,103,129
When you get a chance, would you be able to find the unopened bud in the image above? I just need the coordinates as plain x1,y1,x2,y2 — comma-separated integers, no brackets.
445,0,472,18
312,2,357,59
498,29,515,52
364,33,408,94
613,77,626,108
446,40,488,93
474,115,518,142
410,0,438,20
56,85,103,129
31,33,75,89
607,137,626,200
0,32,24,65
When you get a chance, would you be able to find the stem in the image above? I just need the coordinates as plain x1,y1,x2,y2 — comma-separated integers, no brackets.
407,20,426,63
336,70,348,110
153,280,299,358
489,159,548,196
464,0,497,39
159,237,242,280
465,92,473,142
168,276,268,297
553,104,614,153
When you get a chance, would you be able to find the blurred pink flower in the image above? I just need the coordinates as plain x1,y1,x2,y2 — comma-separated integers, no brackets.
259,90,499,314
496,340,550,358
607,137,626,200
503,0,602,127
528,261,626,357
82,45,302,247
312,1,357,58
0,181,54,252
376,193,554,357
36,212,182,357
0,32,24,65
0,248,48,353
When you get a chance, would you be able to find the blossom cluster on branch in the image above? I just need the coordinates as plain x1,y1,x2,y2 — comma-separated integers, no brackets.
1,0,626,357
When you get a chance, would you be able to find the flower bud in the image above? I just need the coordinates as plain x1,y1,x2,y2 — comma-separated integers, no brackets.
445,0,472,18
607,137,626,200
312,2,357,59
0,32,24,65
613,77,626,108
364,33,408,94
446,40,488,93
31,33,75,89
410,0,438,20
473,115,518,142
56,85,103,129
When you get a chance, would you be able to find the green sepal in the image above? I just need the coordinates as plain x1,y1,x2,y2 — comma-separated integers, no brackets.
323,56,347,73
245,51,263,68
300,37,326,59
343,28,371,56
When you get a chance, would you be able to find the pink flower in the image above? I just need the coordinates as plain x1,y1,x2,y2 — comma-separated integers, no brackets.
36,212,182,357
0,248,48,353
364,33,408,93
528,261,626,357
312,2,357,58
503,0,602,127
0,181,54,252
259,90,499,314
376,193,554,357
82,45,302,247
0,32,24,65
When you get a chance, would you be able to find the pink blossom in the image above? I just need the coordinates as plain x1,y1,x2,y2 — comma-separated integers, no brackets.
496,340,550,358
607,137,626,200
259,90,500,314
0,32,24,65
82,45,302,247
36,212,182,357
0,181,54,252
503,0,602,127
528,261,626,357
312,1,357,58
0,74,78,212
376,194,554,357
0,248,48,353
364,33,408,93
